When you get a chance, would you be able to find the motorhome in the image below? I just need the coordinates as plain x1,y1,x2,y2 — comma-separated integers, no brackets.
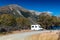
31,24,43,30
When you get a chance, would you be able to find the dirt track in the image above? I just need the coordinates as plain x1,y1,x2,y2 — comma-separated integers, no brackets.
0,30,59,40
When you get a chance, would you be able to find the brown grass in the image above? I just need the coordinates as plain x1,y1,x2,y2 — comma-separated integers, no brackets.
25,31,59,40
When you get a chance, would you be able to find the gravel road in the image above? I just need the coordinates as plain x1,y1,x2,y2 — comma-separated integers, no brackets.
0,30,57,40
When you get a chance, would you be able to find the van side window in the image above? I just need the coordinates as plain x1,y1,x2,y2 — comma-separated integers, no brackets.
32,26,34,28
35,26,37,28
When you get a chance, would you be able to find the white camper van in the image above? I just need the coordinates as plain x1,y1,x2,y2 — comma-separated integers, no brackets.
31,25,43,30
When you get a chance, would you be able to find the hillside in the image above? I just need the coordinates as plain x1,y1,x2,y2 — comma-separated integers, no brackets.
0,4,40,33
0,4,60,33
0,4,39,24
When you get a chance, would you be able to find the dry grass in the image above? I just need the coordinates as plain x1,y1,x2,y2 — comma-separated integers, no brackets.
25,31,59,40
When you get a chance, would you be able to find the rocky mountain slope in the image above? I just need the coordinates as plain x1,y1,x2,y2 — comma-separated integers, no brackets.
0,4,39,24
0,4,52,24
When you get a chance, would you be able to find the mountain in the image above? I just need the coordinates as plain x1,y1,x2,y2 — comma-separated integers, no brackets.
29,10,41,15
0,4,52,24
0,4,39,24
0,4,32,17
39,11,52,16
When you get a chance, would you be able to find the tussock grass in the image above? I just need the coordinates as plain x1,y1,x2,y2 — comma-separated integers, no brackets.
25,31,59,40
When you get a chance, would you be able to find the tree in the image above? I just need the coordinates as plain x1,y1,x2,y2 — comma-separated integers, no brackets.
0,14,16,26
16,17,30,29
37,14,60,29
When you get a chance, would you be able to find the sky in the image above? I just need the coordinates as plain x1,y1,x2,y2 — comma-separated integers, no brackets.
0,0,60,16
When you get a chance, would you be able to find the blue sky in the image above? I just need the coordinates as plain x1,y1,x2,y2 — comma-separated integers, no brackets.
0,0,60,16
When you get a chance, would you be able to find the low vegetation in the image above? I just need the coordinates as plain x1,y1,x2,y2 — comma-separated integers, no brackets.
25,31,59,40
0,12,60,33
0,14,31,33
37,12,60,29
